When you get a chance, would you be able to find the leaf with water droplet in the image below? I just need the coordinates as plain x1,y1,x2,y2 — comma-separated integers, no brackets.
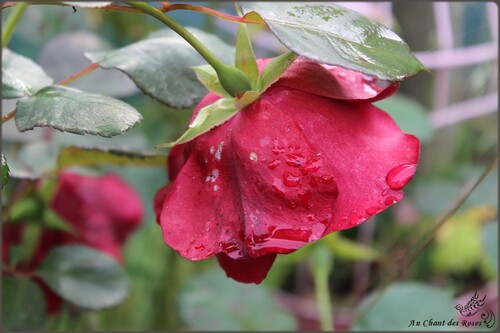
241,3,427,81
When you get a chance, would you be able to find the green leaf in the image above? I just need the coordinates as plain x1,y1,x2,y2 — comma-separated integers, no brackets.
192,65,230,97
2,48,53,99
257,51,297,92
374,93,434,143
37,245,128,310
241,3,426,81
57,146,165,170
481,221,498,273
2,277,46,330
15,85,142,138
86,28,235,108
158,98,237,147
235,24,259,88
2,154,9,188
355,282,456,330
180,269,296,330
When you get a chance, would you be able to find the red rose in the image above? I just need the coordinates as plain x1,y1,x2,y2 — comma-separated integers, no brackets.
2,172,143,314
154,57,420,283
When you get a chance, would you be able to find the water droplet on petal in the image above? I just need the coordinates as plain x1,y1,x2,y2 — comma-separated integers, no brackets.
287,201,298,209
194,244,205,251
283,171,300,187
318,174,334,185
249,152,258,161
285,153,305,167
381,188,389,196
386,164,417,190
366,206,381,216
385,196,398,206
300,157,321,175
268,159,281,170
298,190,313,209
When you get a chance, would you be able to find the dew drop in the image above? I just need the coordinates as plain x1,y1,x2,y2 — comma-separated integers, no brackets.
285,153,305,167
318,174,334,185
287,201,298,209
300,157,321,175
194,244,205,251
249,152,258,161
366,206,381,216
298,190,313,209
381,188,389,196
272,139,286,155
385,196,397,206
283,171,300,187
268,159,281,170
307,214,315,221
386,164,417,190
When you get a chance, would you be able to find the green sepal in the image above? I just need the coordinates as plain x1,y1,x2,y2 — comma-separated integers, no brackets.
235,24,259,88
192,65,231,97
156,98,238,148
257,51,297,92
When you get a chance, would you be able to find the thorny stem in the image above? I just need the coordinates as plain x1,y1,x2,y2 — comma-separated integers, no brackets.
2,2,28,48
0,2,264,24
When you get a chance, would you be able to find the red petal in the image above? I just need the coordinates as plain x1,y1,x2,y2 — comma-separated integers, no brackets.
263,57,399,102
158,86,419,262
51,172,143,261
216,253,276,284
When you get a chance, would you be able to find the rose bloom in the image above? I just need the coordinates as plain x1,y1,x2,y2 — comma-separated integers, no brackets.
2,172,143,314
154,57,420,283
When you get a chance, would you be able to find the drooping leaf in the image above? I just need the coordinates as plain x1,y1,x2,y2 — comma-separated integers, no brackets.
355,283,456,330
57,146,165,170
2,154,9,188
2,48,53,99
38,31,138,97
180,269,296,330
158,98,237,147
235,24,259,88
37,245,128,310
86,28,235,108
241,2,426,81
62,2,112,8
15,85,142,137
2,277,46,330
374,93,434,143
192,65,230,98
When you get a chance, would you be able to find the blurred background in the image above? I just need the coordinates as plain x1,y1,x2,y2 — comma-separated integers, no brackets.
2,1,498,331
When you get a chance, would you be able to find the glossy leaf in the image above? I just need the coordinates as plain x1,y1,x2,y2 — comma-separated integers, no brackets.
241,2,426,81
2,154,9,188
355,283,455,330
37,245,128,310
192,65,230,97
57,146,165,170
158,98,237,147
2,48,53,99
235,24,259,88
180,269,296,330
86,28,235,108
2,277,46,330
15,86,142,137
